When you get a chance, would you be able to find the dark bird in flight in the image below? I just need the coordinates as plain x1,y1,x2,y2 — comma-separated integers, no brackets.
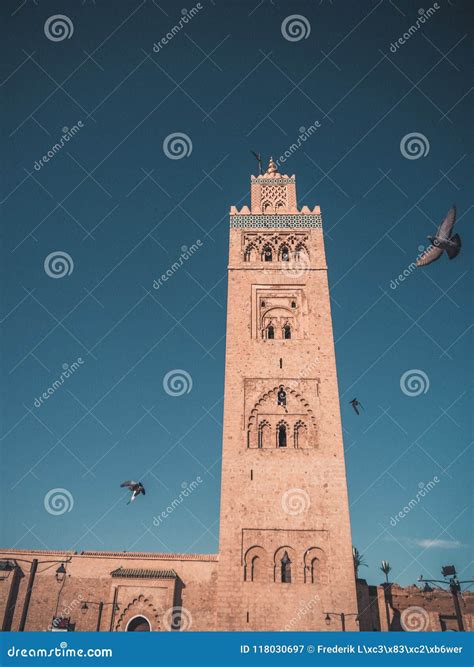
251,150,263,175
120,480,146,504
349,398,363,415
416,205,461,267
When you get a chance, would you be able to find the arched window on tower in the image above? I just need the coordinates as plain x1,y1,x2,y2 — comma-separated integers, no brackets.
277,388,286,407
245,546,266,583
281,552,292,583
250,555,260,582
277,423,287,448
295,245,309,262
283,324,291,339
258,421,271,449
263,245,273,262
304,547,324,584
280,245,290,261
294,421,307,449
244,245,257,262
266,324,275,340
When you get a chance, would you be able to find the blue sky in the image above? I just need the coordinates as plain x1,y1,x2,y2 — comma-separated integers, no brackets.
0,0,472,588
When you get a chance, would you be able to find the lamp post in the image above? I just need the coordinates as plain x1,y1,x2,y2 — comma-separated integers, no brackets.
81,601,118,632
18,559,38,632
324,611,359,632
418,565,474,632
10,557,71,632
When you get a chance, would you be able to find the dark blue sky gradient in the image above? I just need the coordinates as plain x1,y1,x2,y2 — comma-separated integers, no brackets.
1,0,472,587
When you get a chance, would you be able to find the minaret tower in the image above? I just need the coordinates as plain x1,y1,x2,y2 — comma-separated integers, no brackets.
216,158,358,630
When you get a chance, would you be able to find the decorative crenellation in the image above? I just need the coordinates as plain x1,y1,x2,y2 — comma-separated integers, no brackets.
230,214,322,228
253,178,295,186
78,551,218,561
233,157,320,217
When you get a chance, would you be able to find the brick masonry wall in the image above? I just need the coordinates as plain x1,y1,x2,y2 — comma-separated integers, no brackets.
357,580,474,632
0,550,218,631
215,218,358,630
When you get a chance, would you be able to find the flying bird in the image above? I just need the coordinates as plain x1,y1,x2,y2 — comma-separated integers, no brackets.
120,481,146,504
250,150,263,175
416,205,461,267
349,398,363,415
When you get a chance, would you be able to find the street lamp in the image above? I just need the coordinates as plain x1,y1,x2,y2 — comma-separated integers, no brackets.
441,565,457,578
55,564,67,583
323,611,359,631
80,601,119,631
0,560,15,581
418,565,474,632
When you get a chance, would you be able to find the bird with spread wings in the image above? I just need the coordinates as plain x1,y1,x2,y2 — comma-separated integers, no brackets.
120,481,146,504
416,205,462,267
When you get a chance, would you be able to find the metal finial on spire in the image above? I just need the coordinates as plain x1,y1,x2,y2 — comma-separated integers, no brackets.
266,156,277,175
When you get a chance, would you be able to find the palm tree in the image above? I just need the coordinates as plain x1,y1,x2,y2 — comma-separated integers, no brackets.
380,560,392,584
352,546,368,578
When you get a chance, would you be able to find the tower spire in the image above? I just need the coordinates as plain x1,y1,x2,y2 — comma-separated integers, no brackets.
265,156,278,176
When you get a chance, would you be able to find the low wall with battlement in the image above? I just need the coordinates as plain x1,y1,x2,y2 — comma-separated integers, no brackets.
0,549,218,632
